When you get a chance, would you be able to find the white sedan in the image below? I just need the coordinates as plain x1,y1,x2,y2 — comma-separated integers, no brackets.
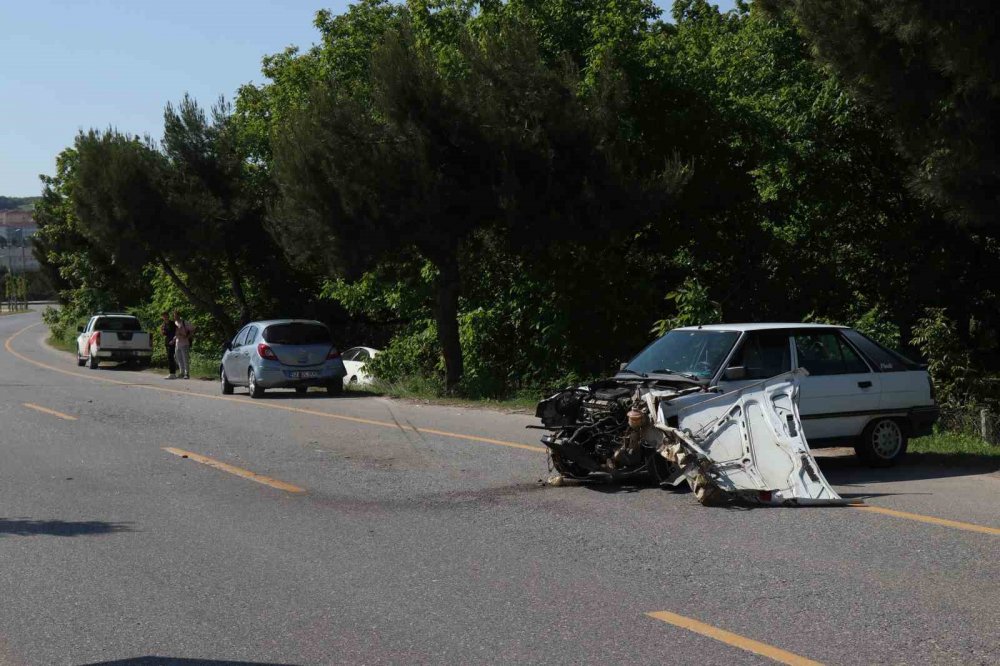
341,346,379,386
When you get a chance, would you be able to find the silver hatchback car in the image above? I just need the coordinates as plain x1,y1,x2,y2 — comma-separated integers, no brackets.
220,319,348,398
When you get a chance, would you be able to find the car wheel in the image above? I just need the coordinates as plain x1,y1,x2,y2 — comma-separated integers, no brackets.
549,453,588,479
326,378,344,396
855,418,908,467
248,368,265,399
76,351,86,367
221,366,234,395
349,376,358,385
88,349,99,369
295,386,308,395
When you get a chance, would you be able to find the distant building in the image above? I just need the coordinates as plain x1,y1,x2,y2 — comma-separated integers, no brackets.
0,210,40,272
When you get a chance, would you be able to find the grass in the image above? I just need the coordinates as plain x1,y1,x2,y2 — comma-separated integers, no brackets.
910,429,1000,458
357,375,543,412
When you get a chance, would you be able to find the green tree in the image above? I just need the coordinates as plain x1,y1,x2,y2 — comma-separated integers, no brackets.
273,17,681,388
759,0,1000,227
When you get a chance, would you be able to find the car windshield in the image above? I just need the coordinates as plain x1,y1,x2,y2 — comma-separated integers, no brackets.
263,323,331,345
94,317,142,332
623,330,740,380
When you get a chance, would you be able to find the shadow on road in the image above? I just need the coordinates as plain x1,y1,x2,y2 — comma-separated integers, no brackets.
84,657,292,666
0,518,132,537
817,452,999,485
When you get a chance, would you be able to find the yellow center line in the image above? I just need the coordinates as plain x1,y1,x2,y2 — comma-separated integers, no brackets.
4,322,545,454
849,503,1000,536
646,611,825,666
163,447,306,493
22,402,77,421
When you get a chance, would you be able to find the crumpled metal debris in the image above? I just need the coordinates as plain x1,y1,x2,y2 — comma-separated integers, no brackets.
656,370,845,506
535,369,844,506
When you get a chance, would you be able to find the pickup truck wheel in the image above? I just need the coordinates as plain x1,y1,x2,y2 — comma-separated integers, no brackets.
220,366,234,395
855,418,908,467
76,352,86,367
295,386,308,395
88,350,99,369
248,368,265,399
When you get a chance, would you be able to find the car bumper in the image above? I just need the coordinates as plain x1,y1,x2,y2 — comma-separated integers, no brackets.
908,406,940,438
96,349,152,360
255,360,347,388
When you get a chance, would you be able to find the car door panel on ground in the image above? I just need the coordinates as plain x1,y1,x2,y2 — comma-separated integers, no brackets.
793,330,881,441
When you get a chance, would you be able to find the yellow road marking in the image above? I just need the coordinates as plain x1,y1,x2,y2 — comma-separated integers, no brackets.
850,503,1000,536
5,322,545,454
163,447,305,493
22,402,77,421
646,611,824,666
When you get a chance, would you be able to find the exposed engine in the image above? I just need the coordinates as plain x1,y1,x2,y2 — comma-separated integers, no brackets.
535,379,686,484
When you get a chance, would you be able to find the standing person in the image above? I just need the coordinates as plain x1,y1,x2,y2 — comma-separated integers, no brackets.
173,311,195,380
160,312,177,379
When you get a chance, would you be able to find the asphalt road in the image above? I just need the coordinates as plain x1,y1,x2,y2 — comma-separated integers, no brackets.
1,310,997,666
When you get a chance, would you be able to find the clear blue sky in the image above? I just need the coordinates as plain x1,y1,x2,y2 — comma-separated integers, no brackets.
1,0,736,197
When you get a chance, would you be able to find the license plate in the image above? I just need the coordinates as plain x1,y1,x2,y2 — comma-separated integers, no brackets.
291,371,319,379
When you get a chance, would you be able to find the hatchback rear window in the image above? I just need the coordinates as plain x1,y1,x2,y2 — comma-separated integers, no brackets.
263,323,331,345
94,317,142,332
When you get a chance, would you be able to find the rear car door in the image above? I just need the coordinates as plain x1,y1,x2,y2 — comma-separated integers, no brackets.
793,330,880,441
238,326,259,379
224,326,249,381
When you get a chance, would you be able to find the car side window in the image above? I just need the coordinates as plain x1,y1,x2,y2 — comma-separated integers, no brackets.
245,326,259,345
794,332,870,375
356,349,371,362
728,332,791,380
232,327,248,348
341,348,359,361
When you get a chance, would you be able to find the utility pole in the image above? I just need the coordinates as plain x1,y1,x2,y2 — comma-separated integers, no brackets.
5,229,11,312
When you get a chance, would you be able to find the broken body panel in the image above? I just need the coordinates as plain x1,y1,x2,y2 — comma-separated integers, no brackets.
536,369,843,506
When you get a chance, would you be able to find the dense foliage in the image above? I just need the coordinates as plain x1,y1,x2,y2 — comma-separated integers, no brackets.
32,0,1000,407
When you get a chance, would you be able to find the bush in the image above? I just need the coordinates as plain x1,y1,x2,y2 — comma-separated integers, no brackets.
911,307,980,407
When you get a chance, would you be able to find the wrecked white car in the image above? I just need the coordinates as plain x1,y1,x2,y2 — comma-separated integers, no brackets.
535,324,939,505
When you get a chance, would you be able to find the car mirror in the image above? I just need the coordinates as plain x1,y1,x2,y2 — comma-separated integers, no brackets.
77,326,84,333
723,366,746,381
619,362,628,372
222,341,232,352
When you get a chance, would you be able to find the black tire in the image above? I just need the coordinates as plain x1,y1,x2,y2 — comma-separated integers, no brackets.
326,378,344,396
549,452,589,479
221,366,234,395
855,418,908,467
76,352,85,367
88,350,99,370
248,368,265,399
648,451,682,488
295,386,308,395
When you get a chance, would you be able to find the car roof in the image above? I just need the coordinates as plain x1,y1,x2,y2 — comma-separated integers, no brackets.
673,322,848,332
93,313,137,318
246,319,327,328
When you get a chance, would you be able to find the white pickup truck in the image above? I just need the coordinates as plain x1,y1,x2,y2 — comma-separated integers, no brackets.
76,314,153,369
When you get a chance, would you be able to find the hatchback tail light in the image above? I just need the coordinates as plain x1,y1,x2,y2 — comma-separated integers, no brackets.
327,347,341,360
257,343,278,361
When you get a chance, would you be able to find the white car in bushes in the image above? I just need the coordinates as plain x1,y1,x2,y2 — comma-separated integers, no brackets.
341,346,379,386
619,323,939,465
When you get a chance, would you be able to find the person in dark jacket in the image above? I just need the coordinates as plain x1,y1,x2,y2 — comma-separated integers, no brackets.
160,312,177,379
